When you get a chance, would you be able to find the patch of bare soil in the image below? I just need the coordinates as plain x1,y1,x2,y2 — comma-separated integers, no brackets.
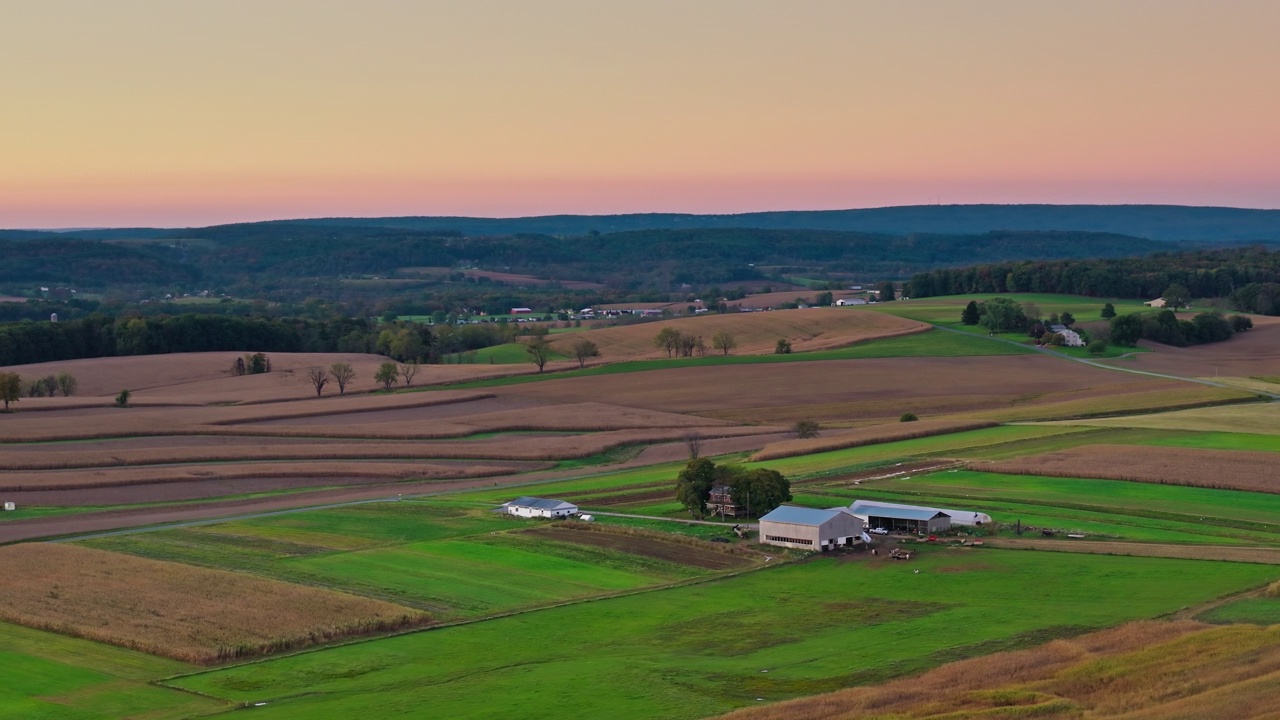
528,527,752,570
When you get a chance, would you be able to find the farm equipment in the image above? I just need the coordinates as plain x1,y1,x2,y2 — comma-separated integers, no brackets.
889,548,913,561
732,524,750,539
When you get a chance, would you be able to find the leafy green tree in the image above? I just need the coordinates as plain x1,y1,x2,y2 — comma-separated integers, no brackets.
374,361,400,390
1087,340,1108,356
1163,283,1190,310
1230,315,1253,332
0,372,20,411
978,298,1028,333
876,281,896,302
961,300,981,325
55,372,77,397
675,459,717,518
1058,311,1075,328
570,339,600,369
1101,303,1117,319
775,338,792,354
1191,313,1233,343
729,468,792,517
900,412,918,422
653,327,681,358
329,362,356,395
712,331,736,356
115,389,131,407
1110,314,1145,346
814,291,834,307
792,419,820,438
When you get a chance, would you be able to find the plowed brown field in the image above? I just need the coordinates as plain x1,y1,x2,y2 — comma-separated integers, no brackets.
0,543,428,663
497,356,1191,423
982,444,1280,493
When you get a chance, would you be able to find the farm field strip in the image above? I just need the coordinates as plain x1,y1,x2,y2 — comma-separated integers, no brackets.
713,620,1280,720
0,543,429,664
0,621,229,719
1049,401,1280,435
982,444,1280,494
882,470,1280,527
78,502,759,620
166,551,1279,720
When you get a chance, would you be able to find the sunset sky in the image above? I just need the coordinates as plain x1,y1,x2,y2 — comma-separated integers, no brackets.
3,1,1278,228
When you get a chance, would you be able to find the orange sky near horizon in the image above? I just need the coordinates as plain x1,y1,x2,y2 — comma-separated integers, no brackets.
3,1,1279,228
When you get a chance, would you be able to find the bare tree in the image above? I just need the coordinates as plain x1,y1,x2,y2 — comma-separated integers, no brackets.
682,431,704,459
525,332,553,373
712,331,737,356
570,339,600,369
306,366,329,397
55,372,77,397
400,361,420,387
329,363,356,395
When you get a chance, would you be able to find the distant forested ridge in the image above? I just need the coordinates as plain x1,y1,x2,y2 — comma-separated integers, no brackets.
90,204,1280,242
905,247,1280,315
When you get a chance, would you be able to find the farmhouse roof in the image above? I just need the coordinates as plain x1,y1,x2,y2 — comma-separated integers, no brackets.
849,501,950,522
507,496,577,511
760,505,851,526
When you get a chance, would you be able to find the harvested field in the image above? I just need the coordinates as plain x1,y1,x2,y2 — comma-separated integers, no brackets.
713,620,1280,720
549,307,927,359
461,269,606,289
497,356,1192,423
243,395,547,425
0,460,538,492
945,384,1259,424
0,543,428,663
529,525,756,570
982,445,1280,494
1101,314,1280,379
1052,402,1280,435
749,419,999,461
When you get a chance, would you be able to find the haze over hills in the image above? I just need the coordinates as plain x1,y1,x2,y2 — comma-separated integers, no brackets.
8,204,1280,243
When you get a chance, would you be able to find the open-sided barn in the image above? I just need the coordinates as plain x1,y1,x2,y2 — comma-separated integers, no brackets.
849,501,952,534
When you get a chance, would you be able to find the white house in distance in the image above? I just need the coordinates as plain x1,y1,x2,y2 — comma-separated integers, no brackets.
1049,324,1084,347
758,505,864,551
502,496,579,519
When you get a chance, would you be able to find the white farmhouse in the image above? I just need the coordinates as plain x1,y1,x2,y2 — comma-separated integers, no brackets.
502,496,579,519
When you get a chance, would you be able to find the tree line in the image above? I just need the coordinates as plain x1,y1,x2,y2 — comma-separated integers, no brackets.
906,247,1280,315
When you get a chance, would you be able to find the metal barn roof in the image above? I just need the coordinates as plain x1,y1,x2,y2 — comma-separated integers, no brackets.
760,505,850,526
507,496,578,511
849,501,949,522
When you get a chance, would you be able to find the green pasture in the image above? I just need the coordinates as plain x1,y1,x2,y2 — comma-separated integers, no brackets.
870,293,1149,326
0,622,224,720
169,551,1277,720
80,500,727,619
1198,596,1280,625
426,329,1031,390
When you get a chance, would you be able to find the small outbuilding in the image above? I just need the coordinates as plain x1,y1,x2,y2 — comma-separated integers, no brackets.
848,501,952,534
502,496,579,519
758,505,864,551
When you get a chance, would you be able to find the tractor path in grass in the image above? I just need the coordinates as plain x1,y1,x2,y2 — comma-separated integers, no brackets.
987,538,1280,564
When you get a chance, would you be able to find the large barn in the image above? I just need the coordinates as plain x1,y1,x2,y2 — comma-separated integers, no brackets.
849,500,991,528
848,501,952,534
502,497,579,519
758,506,864,551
